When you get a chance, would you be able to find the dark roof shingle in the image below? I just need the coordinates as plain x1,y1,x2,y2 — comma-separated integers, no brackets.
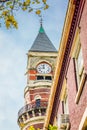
29,26,57,52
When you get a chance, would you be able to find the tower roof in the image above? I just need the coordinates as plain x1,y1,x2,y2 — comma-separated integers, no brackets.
29,25,57,52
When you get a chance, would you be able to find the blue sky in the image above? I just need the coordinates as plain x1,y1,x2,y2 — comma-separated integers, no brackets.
0,1,68,130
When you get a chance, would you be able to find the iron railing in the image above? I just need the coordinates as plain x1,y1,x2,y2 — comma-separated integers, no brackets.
18,101,48,117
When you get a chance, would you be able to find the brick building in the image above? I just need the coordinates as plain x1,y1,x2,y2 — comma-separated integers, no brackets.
43,0,87,130
17,24,58,130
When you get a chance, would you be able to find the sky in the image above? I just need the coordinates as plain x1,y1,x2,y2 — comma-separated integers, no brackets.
0,1,68,130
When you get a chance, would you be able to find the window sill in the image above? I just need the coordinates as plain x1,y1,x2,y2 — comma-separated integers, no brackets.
75,73,86,104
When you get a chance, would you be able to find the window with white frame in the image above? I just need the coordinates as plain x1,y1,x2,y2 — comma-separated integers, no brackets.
71,28,85,103
60,78,69,114
63,94,69,114
75,44,84,87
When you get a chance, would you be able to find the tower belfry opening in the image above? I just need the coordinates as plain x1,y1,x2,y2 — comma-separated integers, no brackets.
17,23,58,129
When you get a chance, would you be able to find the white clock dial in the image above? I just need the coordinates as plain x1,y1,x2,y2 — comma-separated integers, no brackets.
37,63,51,74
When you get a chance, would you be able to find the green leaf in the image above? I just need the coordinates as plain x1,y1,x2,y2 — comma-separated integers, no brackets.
0,6,4,10
6,1,12,5
10,5,14,9
44,4,49,10
42,0,46,4
28,8,33,12
35,0,40,4
32,1,35,4
36,10,41,15
22,7,27,11
19,2,22,6
23,2,26,6
48,124,58,130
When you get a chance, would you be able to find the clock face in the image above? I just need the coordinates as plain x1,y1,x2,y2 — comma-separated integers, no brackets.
37,63,51,74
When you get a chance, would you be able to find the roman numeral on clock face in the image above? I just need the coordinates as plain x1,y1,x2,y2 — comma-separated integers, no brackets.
37,63,51,74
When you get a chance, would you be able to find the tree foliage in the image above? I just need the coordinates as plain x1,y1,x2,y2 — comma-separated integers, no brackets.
48,124,58,130
27,126,40,130
0,0,49,29
27,125,58,130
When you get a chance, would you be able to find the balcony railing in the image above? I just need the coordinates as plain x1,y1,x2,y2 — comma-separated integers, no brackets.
58,114,70,129
18,101,48,117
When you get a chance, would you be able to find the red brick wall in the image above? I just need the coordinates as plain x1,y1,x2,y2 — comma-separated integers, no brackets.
29,75,36,80
67,58,87,130
30,88,50,101
33,123,44,129
26,123,44,130
30,88,50,93
28,70,36,80
28,70,36,74
66,2,87,129
80,0,87,73
27,69,54,81
25,88,50,103
30,93,50,101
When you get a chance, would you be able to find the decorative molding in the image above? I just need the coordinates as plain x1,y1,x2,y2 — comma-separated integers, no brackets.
24,85,51,96
27,56,57,71
28,51,58,57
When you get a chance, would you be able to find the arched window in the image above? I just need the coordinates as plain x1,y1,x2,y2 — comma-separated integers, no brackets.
36,99,41,108
34,95,41,108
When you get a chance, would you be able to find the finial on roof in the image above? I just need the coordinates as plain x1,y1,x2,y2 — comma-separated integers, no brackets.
39,16,44,33
40,15,43,27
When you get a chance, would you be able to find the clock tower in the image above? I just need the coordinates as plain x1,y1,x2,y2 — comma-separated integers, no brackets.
17,24,57,130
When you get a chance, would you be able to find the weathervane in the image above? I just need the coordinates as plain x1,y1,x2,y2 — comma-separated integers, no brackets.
40,15,43,27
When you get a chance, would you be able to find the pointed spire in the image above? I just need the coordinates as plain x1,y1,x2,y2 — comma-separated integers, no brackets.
29,17,57,52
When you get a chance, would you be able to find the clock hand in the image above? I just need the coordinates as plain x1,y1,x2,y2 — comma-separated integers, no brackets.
42,64,45,69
